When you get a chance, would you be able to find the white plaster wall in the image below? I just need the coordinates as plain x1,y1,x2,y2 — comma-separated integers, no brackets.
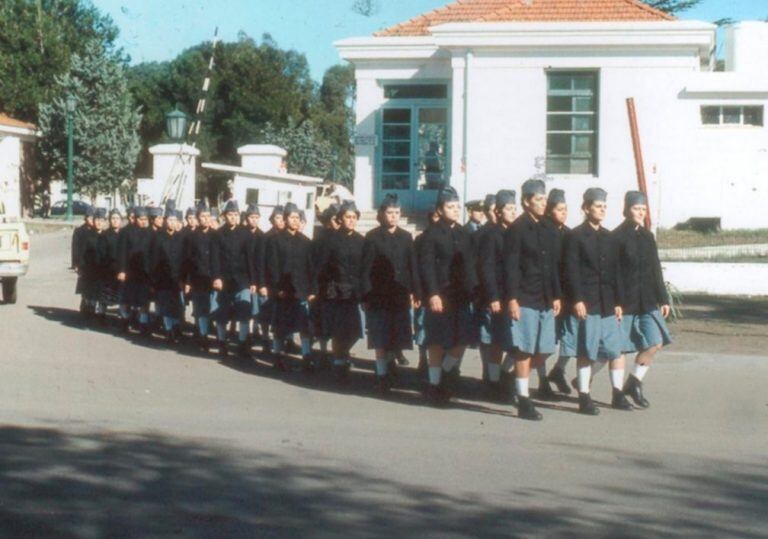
663,262,768,296
0,136,22,217
231,176,316,236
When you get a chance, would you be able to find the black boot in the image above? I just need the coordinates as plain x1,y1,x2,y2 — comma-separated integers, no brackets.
273,354,290,372
578,392,600,415
376,375,392,394
536,379,560,402
517,397,543,421
140,323,151,338
197,335,210,352
301,354,315,372
548,366,572,395
424,384,447,407
237,341,252,360
612,388,634,411
623,375,650,408
119,318,130,334
217,340,228,359
395,350,409,366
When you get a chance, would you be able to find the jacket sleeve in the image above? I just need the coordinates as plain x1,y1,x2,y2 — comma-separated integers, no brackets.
565,232,585,306
479,230,499,302
503,225,522,301
407,236,421,300
612,236,624,308
551,230,563,300
117,230,128,274
360,234,375,300
418,229,440,298
307,239,319,297
210,232,222,281
651,235,670,305
71,228,80,268
266,236,279,290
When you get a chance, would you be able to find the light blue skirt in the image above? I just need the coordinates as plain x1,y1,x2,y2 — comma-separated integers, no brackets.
478,307,513,349
575,314,623,362
511,307,556,356
621,310,672,353
558,314,578,359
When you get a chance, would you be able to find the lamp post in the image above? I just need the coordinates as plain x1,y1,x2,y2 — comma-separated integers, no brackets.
65,95,77,221
165,107,188,141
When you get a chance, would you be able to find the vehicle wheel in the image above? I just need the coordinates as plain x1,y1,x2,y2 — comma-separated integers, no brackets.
2,278,18,304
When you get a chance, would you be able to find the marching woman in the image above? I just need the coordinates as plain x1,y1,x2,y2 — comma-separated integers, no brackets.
150,209,186,344
74,207,97,316
78,208,106,324
477,189,516,402
257,205,286,351
243,204,267,348
413,209,440,373
544,189,575,396
312,204,341,367
565,188,633,415
419,186,478,405
182,203,216,351
614,191,672,408
117,207,154,335
503,179,562,421
361,194,420,393
99,209,124,319
316,201,365,379
266,203,317,371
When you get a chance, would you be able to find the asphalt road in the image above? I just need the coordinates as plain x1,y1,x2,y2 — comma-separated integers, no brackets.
0,231,766,538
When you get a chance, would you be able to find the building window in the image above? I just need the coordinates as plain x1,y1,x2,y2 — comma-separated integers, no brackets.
546,71,599,175
384,84,448,100
245,188,259,205
277,191,292,206
305,192,314,210
701,105,764,126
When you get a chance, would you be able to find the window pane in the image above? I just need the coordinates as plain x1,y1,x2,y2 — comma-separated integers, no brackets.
546,158,571,174
384,84,448,99
547,134,572,155
383,141,410,157
573,75,596,91
419,108,447,123
743,106,764,126
383,158,410,174
547,115,593,131
569,158,593,174
245,188,259,205
382,125,410,140
572,134,593,154
573,96,594,112
382,174,410,190
548,96,573,112
701,106,720,125
548,74,572,91
723,107,741,124
383,109,410,123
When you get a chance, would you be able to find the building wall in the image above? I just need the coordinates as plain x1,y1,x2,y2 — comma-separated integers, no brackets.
231,176,317,235
0,135,22,217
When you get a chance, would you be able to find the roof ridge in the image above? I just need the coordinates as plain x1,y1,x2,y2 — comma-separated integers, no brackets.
373,1,466,37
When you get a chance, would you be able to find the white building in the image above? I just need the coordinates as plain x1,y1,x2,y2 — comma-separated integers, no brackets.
336,0,768,230
0,113,36,218
202,144,322,235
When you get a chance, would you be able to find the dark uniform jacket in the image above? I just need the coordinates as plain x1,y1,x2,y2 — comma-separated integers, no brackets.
118,225,153,283
317,229,365,301
210,224,255,292
78,227,102,284
613,220,670,314
150,230,185,291
266,229,316,300
71,223,90,269
182,227,215,291
99,228,122,280
247,226,266,289
312,226,337,300
503,212,562,310
361,226,419,309
478,223,509,306
418,219,478,304
546,219,571,308
565,221,623,317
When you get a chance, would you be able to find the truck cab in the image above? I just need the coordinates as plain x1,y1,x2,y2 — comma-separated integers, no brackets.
0,202,30,303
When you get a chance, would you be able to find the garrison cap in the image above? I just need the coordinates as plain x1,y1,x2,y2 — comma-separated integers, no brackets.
583,187,608,205
245,203,261,217
222,200,239,214
283,202,300,217
495,189,516,207
94,208,107,219
547,189,566,208
435,185,460,207
338,200,360,218
379,193,401,212
521,179,546,199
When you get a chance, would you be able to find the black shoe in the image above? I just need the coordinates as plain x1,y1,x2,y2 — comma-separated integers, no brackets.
197,336,210,352
612,388,634,411
548,366,572,395
333,361,350,382
502,372,518,405
517,397,543,421
140,323,151,338
119,318,130,334
442,368,460,400
417,353,428,375
578,392,600,415
623,375,650,408
485,380,510,404
164,329,177,344
237,342,252,360
536,380,560,402
301,354,315,372
318,353,332,372
172,326,183,343
424,384,447,407
285,340,300,354
273,355,290,372
376,375,392,394
217,340,228,359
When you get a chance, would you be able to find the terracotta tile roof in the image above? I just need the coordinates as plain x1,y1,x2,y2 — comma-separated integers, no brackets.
375,0,675,37
0,113,36,130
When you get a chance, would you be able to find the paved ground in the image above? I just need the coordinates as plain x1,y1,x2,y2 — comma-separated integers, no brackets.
0,231,766,538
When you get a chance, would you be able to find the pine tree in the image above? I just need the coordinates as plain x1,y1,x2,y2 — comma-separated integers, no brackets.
646,0,702,15
38,41,141,199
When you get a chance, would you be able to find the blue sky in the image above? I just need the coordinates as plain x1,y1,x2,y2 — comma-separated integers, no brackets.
93,0,768,81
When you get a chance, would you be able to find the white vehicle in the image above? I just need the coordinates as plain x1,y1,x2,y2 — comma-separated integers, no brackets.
0,204,29,304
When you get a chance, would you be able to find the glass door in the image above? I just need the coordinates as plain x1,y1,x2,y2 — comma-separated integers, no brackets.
380,108,414,208
413,107,449,210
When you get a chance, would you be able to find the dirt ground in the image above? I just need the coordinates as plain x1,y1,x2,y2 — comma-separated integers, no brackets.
669,294,767,356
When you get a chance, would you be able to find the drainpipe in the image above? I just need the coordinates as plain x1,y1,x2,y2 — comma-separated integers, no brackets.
462,49,472,222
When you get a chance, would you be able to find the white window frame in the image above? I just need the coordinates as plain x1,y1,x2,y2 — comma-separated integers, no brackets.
700,105,764,127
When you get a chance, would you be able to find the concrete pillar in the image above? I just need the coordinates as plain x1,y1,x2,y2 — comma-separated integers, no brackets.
147,143,199,211
238,145,287,174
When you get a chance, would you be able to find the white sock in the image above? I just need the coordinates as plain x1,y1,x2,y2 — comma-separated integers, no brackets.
272,338,283,354
487,363,501,383
428,366,442,386
515,377,530,398
555,356,570,370
502,354,515,373
238,323,249,343
376,359,389,376
610,368,625,390
301,337,312,356
442,354,460,373
578,365,592,393
634,364,650,381
217,324,227,342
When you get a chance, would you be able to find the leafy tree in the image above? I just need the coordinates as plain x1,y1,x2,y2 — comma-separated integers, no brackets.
314,64,356,186
259,120,335,179
645,0,702,14
0,0,119,123
38,41,141,198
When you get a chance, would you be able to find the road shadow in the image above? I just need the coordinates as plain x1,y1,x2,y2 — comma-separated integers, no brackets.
677,294,768,326
0,425,765,538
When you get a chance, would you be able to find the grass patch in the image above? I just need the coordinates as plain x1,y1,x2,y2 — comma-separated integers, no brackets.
657,228,768,249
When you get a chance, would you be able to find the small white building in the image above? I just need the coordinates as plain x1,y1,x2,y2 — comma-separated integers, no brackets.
137,143,200,211
0,113,36,218
336,0,768,230
202,144,322,235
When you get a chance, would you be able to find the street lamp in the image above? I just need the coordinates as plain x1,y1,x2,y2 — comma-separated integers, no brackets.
65,94,77,221
165,107,188,141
